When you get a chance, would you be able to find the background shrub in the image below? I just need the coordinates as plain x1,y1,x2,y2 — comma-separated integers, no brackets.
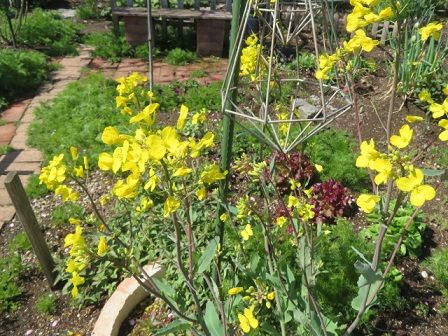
18,9,82,56
0,48,53,111
85,31,133,62
165,48,197,66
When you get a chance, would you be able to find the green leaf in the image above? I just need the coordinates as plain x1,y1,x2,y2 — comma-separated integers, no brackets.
154,319,191,335
204,300,224,336
422,168,445,177
197,237,219,275
153,278,176,298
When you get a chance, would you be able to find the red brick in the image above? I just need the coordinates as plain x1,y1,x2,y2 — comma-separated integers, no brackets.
0,124,16,145
1,102,28,122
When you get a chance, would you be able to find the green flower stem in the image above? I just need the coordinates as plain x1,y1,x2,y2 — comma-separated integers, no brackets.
73,178,197,323
160,160,209,334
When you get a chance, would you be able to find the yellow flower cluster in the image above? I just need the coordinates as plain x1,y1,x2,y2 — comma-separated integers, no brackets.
98,73,226,221
115,72,154,115
316,0,393,80
356,125,436,212
287,194,315,221
227,285,276,333
346,0,394,33
64,224,88,297
418,88,448,141
39,154,80,202
240,34,263,81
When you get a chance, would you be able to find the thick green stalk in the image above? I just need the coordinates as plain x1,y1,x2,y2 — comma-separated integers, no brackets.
215,0,245,277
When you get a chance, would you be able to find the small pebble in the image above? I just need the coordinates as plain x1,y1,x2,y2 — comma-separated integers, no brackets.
129,319,136,326
25,330,33,336
421,270,428,279
51,320,59,327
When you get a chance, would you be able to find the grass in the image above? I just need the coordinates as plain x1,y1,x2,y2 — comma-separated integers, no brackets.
0,144,13,156
34,293,57,315
27,73,129,163
0,231,32,312
25,175,49,199
51,203,85,227
304,129,369,191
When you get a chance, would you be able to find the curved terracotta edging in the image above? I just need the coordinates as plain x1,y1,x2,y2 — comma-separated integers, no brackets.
92,263,164,336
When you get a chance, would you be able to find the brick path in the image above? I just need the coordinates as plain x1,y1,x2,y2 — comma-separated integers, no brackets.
0,46,92,228
0,49,228,228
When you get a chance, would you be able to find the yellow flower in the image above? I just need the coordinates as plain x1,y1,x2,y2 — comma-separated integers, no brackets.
289,178,301,191
276,216,287,227
443,85,448,96
314,164,323,172
241,224,253,241
370,158,392,185
64,225,85,248
238,306,259,333
438,119,448,141
390,124,413,149
419,22,443,41
163,196,180,217
68,217,81,225
173,167,192,177
129,103,159,125
192,109,207,124
356,139,379,168
267,291,275,300
74,165,84,178
200,165,227,184
287,195,300,208
405,115,424,123
228,287,244,295
113,173,140,199
395,168,435,207
220,213,228,222
177,104,189,130
83,156,89,170
418,89,433,103
116,96,128,108
55,184,79,202
97,236,108,256
429,99,448,119
146,134,167,161
378,7,393,20
196,187,206,200
101,127,122,145
70,147,78,161
356,194,380,213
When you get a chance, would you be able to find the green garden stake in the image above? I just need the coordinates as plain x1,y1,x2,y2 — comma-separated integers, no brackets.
215,0,246,278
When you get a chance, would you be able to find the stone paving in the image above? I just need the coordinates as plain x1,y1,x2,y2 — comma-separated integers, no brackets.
0,47,228,228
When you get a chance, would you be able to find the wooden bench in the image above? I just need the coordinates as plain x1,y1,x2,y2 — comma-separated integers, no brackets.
112,1,232,57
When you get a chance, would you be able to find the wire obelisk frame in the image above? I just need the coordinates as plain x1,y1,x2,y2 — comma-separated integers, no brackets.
222,0,352,153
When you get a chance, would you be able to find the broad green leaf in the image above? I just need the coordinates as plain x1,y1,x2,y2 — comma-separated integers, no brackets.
197,237,219,275
153,278,176,298
204,300,224,336
154,319,191,335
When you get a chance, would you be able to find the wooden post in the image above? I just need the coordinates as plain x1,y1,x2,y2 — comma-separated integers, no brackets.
4,172,57,290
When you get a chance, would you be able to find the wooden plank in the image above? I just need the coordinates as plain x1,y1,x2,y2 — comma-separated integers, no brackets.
380,21,390,45
113,7,232,20
4,172,58,290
